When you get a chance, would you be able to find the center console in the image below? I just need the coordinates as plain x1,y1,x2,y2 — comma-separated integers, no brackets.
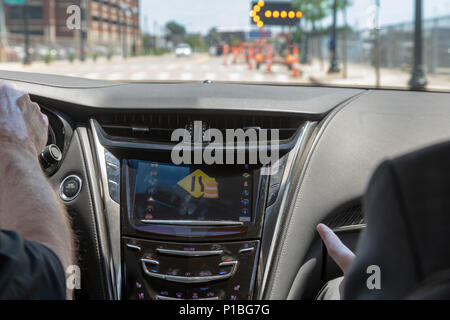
89,117,312,300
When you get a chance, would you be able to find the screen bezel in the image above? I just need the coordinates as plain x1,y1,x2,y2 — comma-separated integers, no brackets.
121,158,269,241
127,160,256,224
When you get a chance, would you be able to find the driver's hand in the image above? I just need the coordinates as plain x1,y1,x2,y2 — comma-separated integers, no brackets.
0,83,48,157
317,223,356,298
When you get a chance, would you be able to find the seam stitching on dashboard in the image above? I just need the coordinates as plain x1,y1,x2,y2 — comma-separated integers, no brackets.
269,90,371,299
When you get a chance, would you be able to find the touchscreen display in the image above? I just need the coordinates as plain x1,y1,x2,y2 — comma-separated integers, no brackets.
128,160,253,222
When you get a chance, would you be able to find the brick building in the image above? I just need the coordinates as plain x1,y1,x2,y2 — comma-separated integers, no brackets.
2,0,140,56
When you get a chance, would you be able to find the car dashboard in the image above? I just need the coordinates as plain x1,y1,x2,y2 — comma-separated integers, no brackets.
2,70,450,300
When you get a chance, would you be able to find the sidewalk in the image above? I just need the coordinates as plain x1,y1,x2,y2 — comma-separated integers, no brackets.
297,59,450,91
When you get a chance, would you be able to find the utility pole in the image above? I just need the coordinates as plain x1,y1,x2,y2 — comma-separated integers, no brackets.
301,19,309,64
131,5,137,56
22,0,31,64
374,0,380,87
119,3,128,58
342,0,348,78
408,0,427,90
328,0,340,73
0,0,9,62
80,0,87,61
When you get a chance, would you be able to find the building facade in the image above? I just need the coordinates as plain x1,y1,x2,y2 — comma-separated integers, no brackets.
3,0,140,55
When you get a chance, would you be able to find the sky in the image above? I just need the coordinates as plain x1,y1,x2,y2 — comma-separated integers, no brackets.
139,0,450,35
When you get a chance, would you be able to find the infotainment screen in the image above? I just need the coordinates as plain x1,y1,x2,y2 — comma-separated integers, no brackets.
127,160,253,222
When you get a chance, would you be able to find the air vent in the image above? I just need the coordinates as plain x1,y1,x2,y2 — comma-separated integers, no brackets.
323,203,364,230
96,112,303,144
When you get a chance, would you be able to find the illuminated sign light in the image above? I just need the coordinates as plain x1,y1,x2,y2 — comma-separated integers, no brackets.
250,1,302,27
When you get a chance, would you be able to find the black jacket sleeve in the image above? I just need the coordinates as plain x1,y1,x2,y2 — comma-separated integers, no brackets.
0,230,66,300
344,140,450,299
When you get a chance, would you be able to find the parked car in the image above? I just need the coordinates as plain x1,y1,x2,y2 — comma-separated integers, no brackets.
175,43,192,57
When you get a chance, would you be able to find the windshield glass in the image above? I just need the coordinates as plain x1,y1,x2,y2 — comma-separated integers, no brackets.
0,0,449,91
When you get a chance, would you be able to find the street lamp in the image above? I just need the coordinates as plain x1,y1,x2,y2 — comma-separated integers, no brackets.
22,0,31,64
130,6,138,56
79,0,87,62
408,0,427,90
328,0,340,73
118,3,129,58
301,19,310,64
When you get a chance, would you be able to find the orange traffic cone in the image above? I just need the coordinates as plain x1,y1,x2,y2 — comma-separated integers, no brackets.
203,180,219,199
223,44,229,66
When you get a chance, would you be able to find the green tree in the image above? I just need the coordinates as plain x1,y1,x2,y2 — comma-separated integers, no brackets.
206,27,221,46
332,0,353,11
292,0,328,30
185,35,200,49
292,0,328,63
165,21,186,36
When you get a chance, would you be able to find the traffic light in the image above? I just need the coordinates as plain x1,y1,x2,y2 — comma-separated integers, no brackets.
250,1,302,27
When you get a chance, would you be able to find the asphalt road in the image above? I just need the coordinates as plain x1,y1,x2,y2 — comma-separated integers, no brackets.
2,53,449,90
2,53,296,83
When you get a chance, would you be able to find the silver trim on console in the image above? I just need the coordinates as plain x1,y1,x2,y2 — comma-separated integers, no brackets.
156,248,224,257
141,260,238,283
140,219,244,226
155,295,220,300
257,121,316,299
90,119,122,300
125,243,141,251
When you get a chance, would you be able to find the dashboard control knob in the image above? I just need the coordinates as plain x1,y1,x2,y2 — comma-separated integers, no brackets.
39,144,62,168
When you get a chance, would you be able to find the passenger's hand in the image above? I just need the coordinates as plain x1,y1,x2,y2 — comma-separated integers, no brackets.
0,83,48,156
317,223,356,298
317,223,355,274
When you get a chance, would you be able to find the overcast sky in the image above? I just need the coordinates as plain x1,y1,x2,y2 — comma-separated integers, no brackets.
139,0,450,35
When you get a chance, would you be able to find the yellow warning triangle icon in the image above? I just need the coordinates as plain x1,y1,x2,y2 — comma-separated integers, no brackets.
177,169,216,198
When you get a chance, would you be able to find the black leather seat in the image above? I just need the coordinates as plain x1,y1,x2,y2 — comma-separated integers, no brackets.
344,141,450,299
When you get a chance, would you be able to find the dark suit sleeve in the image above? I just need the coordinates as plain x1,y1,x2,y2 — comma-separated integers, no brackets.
343,161,421,299
0,230,66,299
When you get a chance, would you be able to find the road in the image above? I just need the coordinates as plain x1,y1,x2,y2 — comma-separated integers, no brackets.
1,53,449,91
0,53,295,83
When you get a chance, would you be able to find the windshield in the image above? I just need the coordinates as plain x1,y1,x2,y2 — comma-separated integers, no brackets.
0,0,449,91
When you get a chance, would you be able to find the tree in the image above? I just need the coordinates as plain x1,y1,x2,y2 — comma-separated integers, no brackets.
185,34,202,50
165,21,186,46
292,0,328,63
206,27,221,47
165,21,186,36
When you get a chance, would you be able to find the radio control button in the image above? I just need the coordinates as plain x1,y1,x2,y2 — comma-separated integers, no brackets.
126,243,141,251
239,247,255,254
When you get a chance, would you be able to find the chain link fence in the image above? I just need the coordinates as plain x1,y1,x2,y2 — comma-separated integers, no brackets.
307,15,450,75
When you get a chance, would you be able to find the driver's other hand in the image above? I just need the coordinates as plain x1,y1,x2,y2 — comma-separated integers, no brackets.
316,223,355,275
0,83,48,156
